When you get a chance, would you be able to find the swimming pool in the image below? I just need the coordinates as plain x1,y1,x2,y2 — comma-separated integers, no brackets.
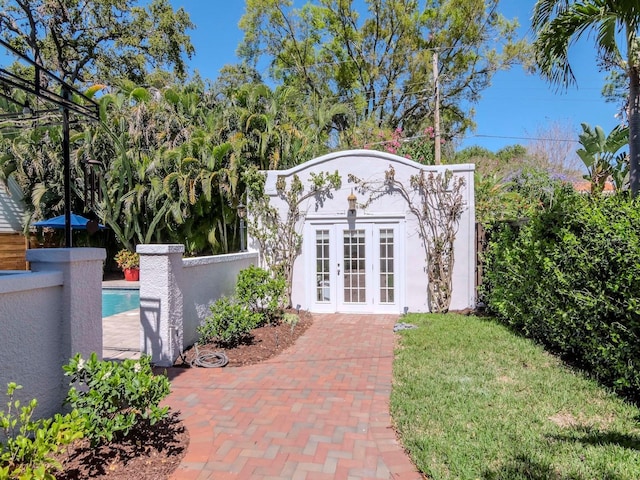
102,288,140,317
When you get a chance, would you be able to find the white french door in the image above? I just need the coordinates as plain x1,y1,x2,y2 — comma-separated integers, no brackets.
307,221,402,313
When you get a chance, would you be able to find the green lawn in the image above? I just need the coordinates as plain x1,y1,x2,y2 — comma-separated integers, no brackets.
391,313,640,479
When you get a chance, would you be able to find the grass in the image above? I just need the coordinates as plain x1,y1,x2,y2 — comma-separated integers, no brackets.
391,313,640,479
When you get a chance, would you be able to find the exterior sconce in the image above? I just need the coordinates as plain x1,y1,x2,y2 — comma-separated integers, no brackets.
237,202,247,252
347,190,357,215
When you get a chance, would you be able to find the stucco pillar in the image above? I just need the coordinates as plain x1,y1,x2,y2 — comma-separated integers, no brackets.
27,248,106,362
137,244,184,366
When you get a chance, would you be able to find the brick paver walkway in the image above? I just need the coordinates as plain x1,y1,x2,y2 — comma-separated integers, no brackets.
164,313,422,480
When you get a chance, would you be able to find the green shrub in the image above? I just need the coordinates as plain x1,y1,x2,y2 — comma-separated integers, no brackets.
482,186,640,400
282,312,299,328
63,353,170,446
0,383,84,480
235,265,286,322
198,296,262,346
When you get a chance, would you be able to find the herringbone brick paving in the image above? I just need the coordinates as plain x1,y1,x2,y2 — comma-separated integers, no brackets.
164,313,422,479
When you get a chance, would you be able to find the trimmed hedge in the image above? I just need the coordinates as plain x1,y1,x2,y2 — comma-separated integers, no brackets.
482,186,640,401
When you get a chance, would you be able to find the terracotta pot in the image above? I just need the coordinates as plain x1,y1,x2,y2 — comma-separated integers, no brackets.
123,267,139,282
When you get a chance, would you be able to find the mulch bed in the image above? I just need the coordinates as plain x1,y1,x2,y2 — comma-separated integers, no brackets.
174,311,313,368
54,312,313,479
54,413,188,480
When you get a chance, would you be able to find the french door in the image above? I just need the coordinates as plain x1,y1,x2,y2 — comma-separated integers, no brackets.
307,222,402,313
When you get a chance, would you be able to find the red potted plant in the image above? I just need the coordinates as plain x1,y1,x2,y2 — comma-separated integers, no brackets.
114,249,140,281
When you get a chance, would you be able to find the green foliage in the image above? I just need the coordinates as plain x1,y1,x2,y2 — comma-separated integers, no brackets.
455,144,570,227
198,297,262,346
474,172,522,227
366,126,439,164
482,186,640,400
0,0,194,85
236,266,286,323
63,353,170,446
476,167,567,227
0,383,84,480
94,82,244,254
245,167,342,307
282,312,299,330
576,122,629,194
239,0,528,140
495,144,528,162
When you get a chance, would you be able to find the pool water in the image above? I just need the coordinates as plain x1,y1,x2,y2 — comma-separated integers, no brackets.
102,289,140,317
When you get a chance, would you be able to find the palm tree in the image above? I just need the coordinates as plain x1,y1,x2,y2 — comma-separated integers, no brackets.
532,0,640,195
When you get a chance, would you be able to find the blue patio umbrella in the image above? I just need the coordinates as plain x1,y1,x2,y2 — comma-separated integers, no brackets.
32,213,106,230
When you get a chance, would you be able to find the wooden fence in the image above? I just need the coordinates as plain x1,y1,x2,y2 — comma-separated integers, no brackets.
0,232,28,270
475,220,529,302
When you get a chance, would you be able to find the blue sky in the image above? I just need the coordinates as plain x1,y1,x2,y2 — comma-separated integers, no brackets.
173,1,621,153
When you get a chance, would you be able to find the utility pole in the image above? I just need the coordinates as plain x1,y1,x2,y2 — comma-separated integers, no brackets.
433,50,441,165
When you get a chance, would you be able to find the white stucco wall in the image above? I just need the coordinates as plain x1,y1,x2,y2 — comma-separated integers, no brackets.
138,244,185,367
28,248,105,360
255,149,475,313
0,247,105,421
0,272,64,421
138,245,257,366
182,252,258,348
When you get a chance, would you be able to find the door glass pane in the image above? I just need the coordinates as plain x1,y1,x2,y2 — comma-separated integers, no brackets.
344,229,366,303
315,230,330,302
379,229,395,304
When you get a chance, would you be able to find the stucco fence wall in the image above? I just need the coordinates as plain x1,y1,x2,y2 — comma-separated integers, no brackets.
0,248,104,422
138,245,258,366
0,245,254,422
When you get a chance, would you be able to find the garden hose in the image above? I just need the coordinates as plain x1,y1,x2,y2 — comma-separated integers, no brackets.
187,343,229,368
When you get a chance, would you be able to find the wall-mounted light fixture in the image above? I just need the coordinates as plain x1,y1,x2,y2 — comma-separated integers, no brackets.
238,202,247,252
348,190,357,215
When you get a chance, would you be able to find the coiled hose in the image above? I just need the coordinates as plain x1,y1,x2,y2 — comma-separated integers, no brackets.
181,343,229,368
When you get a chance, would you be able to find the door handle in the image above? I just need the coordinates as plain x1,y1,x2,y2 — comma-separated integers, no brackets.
337,263,340,275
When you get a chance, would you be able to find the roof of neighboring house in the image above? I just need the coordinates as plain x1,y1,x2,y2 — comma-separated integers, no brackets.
572,180,615,194
0,177,25,233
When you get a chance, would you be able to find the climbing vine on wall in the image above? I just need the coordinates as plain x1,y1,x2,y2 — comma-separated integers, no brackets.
349,166,465,313
244,167,342,307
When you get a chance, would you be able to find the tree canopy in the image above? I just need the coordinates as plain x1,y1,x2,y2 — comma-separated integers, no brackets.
238,0,528,144
0,0,195,85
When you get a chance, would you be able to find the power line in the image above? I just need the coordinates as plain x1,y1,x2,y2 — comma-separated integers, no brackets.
362,132,582,148
465,134,580,143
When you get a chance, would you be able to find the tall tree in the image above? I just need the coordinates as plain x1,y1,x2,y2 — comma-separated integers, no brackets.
238,0,527,143
220,82,350,169
0,0,194,85
91,82,245,254
532,0,640,195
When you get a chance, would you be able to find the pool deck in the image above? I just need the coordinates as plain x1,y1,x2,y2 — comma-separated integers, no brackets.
102,278,139,289
102,278,141,361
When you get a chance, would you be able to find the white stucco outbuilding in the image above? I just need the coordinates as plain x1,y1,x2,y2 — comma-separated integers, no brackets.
252,150,475,314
